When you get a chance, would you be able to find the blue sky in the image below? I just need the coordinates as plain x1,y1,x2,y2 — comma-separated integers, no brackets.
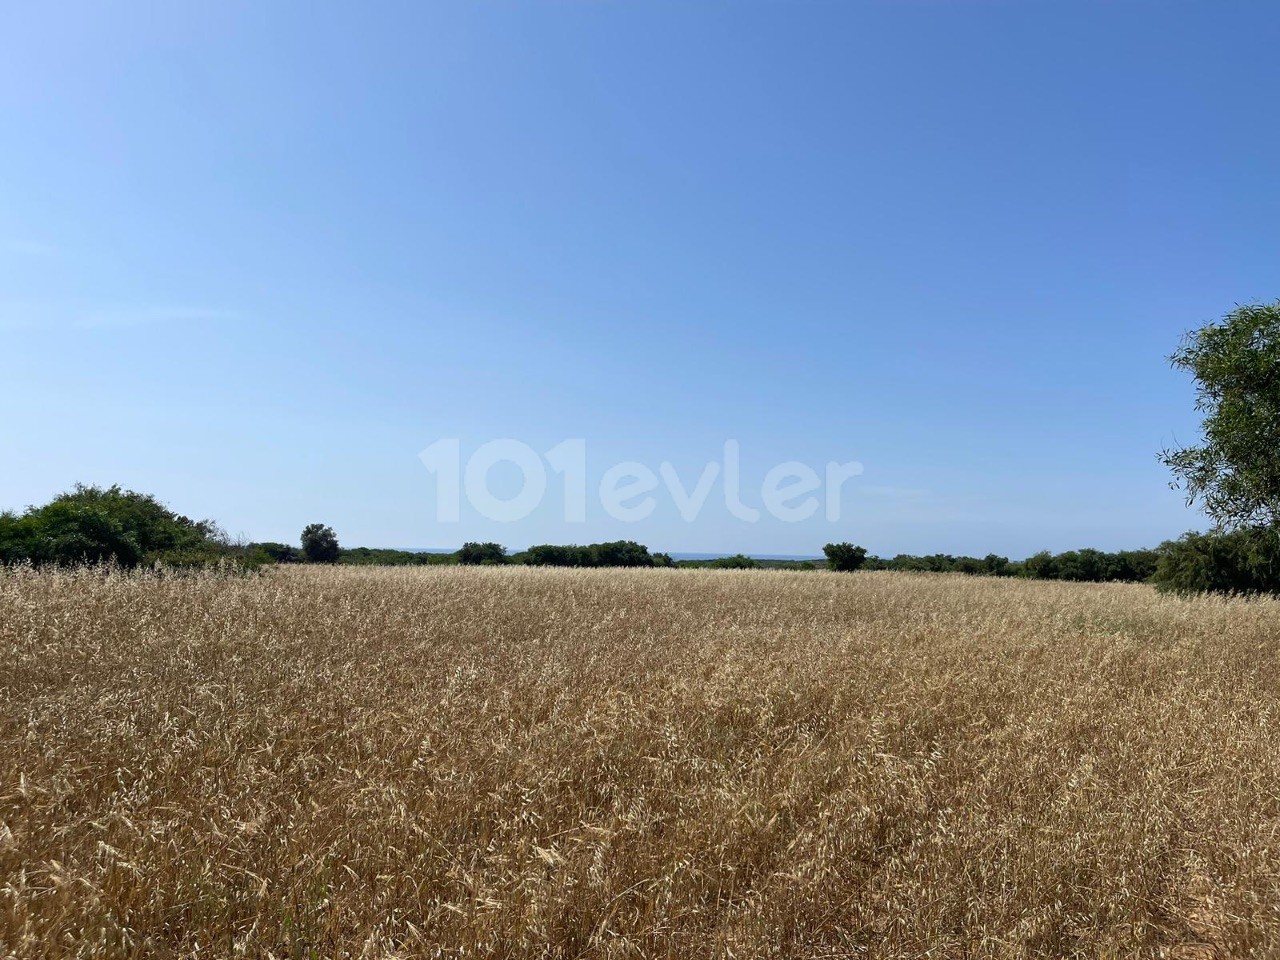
3,1,1277,557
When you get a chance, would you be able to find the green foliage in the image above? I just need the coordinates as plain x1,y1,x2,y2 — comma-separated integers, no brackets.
247,541,302,564
1110,550,1162,582
869,553,1007,575
948,555,1013,576
0,512,29,565
457,542,508,565
1022,551,1057,579
339,547,455,566
652,552,674,568
519,541,656,568
1161,302,1280,529
823,542,868,572
592,540,655,567
708,554,758,569
30,501,143,567
1018,548,1163,583
1152,528,1280,595
518,543,590,566
0,485,224,568
861,548,1155,582
981,554,1012,576
1047,549,1106,582
300,524,340,563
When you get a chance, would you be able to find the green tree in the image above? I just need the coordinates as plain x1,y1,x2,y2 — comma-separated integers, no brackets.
1104,549,1159,582
1152,528,1280,595
521,543,589,566
709,554,757,569
456,541,507,565
0,485,222,568
982,554,1012,576
0,511,35,564
31,502,143,567
301,523,340,563
591,540,654,567
1055,549,1105,582
1162,302,1280,529
248,541,301,564
823,542,868,572
1022,551,1058,580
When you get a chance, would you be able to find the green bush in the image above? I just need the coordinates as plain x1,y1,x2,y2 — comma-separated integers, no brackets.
519,541,656,567
338,547,453,566
0,485,224,568
457,542,508,565
1152,528,1280,595
250,541,302,564
708,554,758,569
824,542,868,572
591,541,654,567
521,543,592,567
301,524,341,563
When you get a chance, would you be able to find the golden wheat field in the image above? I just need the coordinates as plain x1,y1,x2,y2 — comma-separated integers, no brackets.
3,566,1280,958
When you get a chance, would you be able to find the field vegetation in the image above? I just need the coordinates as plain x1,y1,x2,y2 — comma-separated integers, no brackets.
4,564,1280,957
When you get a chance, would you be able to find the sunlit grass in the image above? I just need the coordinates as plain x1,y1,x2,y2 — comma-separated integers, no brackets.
3,565,1279,957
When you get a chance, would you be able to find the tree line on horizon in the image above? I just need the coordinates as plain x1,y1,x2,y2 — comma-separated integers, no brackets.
428,541,1167,583
0,492,1173,585
0,484,1263,591
2,302,1279,594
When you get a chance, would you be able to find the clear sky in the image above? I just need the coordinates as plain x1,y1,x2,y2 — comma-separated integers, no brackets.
3,1,1277,558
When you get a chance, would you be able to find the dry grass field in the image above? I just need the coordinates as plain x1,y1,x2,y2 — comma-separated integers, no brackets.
4,565,1280,958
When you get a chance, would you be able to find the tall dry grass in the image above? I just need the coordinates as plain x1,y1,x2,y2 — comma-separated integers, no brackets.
3,565,1280,958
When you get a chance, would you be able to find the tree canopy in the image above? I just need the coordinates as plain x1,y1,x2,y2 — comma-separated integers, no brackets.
1151,527,1280,596
515,541,656,567
1162,301,1280,530
301,524,341,563
456,541,508,565
824,542,868,572
0,485,223,568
